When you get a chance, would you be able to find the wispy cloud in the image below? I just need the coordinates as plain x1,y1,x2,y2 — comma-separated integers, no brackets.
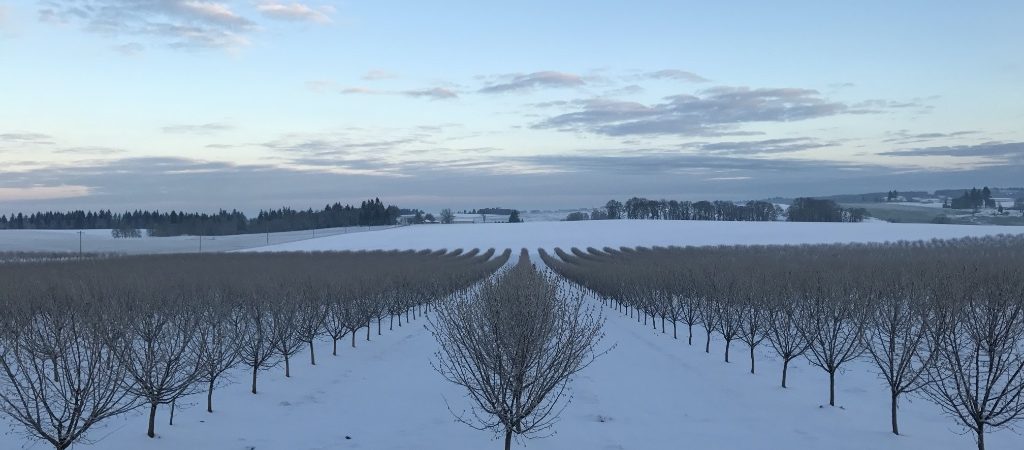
533,86,868,136
402,87,458,100
642,69,709,83
878,141,1024,162
340,86,458,100
691,137,835,155
479,71,585,94
256,2,333,24
38,0,256,49
0,132,55,145
362,69,397,80
882,129,978,144
161,122,234,134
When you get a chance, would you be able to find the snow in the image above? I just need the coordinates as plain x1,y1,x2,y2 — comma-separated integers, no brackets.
3,220,1024,449
0,225,399,255
253,220,1024,254
1,301,1018,449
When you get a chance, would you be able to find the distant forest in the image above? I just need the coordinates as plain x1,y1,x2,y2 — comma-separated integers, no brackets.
566,197,865,223
0,198,402,237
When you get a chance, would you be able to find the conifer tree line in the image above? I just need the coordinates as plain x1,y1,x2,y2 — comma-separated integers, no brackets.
540,236,1024,450
0,249,509,449
0,198,402,237
587,197,862,222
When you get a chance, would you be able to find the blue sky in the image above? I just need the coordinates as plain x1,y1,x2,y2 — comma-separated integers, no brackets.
1,1,1022,213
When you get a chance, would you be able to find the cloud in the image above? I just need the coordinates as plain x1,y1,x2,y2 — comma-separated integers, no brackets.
161,122,234,134
52,146,127,155
362,69,397,81
402,87,458,100
0,185,92,202
0,132,55,145
113,42,145,55
256,2,332,24
340,86,385,95
692,138,834,155
533,86,864,136
478,71,585,94
878,141,1024,161
340,86,458,100
643,69,709,83
882,129,978,144
39,0,256,49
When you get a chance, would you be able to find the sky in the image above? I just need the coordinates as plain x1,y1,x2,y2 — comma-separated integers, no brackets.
1,1,1023,214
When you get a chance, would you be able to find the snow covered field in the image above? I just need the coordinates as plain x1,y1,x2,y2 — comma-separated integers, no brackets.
0,292,1017,450
256,220,1024,254
3,220,1023,449
0,225,398,255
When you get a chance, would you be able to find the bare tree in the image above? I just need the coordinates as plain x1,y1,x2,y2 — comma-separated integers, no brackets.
267,285,303,378
195,291,246,413
0,292,137,450
238,294,280,394
294,285,328,366
862,272,940,435
431,252,607,450
798,274,867,406
923,271,1024,450
107,285,205,438
765,290,810,388
323,288,352,356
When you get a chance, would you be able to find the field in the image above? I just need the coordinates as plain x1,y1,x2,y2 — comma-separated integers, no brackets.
842,202,1024,226
1,220,1023,450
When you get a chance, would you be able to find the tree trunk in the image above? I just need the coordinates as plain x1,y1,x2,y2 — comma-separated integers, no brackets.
284,352,291,377
672,320,677,339
725,339,731,363
390,314,394,330
147,402,158,438
207,379,215,412
688,324,693,345
890,390,899,435
251,364,259,394
782,358,789,388
333,338,338,356
377,318,381,335
309,341,316,365
705,331,711,353
504,429,513,450
828,370,836,406
749,346,756,374
367,320,371,341
169,399,176,426
976,422,985,450
352,329,357,348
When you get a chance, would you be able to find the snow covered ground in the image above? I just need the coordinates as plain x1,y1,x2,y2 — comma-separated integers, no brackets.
3,220,1023,449
255,220,1024,254
0,295,1017,450
0,225,399,255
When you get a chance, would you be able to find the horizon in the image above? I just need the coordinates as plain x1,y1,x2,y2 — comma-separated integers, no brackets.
2,1,1023,212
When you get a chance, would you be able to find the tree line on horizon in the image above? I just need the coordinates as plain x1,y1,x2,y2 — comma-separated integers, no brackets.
565,197,864,223
0,198,402,237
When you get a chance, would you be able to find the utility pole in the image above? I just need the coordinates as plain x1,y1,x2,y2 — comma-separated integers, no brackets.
77,230,83,257
199,234,202,253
